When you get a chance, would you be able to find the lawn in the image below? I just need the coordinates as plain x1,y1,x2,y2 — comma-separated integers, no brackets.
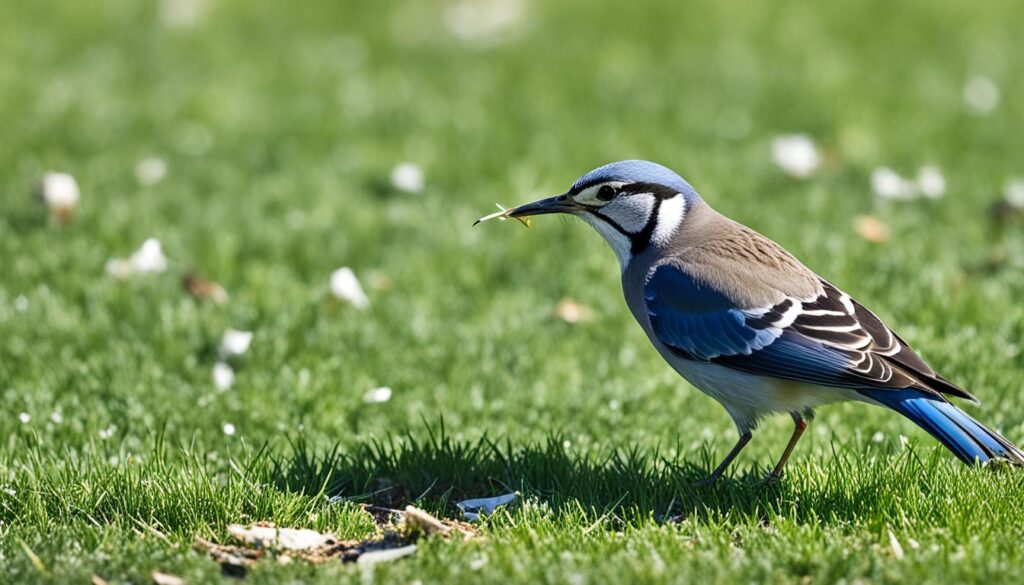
3,0,1024,582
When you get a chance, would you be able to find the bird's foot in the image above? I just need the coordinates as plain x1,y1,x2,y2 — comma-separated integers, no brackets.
694,475,719,488
759,471,784,486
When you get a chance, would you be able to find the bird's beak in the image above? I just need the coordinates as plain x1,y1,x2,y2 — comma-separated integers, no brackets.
506,194,578,219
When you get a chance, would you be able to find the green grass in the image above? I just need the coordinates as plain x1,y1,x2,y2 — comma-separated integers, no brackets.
3,0,1024,582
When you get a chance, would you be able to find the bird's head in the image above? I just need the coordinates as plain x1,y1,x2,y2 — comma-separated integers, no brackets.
507,160,701,268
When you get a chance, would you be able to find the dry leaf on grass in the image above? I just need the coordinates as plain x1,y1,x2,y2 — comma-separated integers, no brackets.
402,505,451,537
554,299,592,324
854,215,889,243
182,273,228,304
198,508,473,572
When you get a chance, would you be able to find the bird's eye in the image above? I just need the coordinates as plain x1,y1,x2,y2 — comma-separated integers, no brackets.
597,185,617,201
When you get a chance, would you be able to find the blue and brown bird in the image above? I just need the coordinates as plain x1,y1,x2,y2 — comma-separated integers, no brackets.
479,160,1024,483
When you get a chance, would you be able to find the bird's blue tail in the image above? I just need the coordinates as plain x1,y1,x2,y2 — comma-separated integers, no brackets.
859,389,1024,465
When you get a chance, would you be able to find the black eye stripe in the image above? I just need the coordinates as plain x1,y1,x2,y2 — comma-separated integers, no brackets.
618,182,679,200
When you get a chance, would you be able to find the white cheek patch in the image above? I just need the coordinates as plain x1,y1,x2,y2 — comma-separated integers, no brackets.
600,194,655,233
581,214,633,270
652,196,685,246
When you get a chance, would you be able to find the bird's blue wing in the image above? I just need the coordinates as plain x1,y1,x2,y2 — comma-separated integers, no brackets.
644,263,968,394
642,264,780,360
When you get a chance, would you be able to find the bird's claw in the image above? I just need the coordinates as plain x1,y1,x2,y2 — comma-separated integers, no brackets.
693,476,718,488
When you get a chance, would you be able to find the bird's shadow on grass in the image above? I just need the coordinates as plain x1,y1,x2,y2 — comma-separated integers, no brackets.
268,424,937,527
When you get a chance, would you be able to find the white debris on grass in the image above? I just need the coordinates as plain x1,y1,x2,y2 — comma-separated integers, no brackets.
213,362,235,391
227,524,336,551
135,157,168,186
159,0,208,28
99,425,116,440
37,171,81,222
1004,178,1024,208
50,411,63,425
916,166,946,199
390,162,424,193
444,0,524,44
873,166,948,201
964,76,999,114
330,267,370,309
888,528,905,560
223,423,236,436
363,386,392,404
357,544,418,565
18,412,30,424
456,492,517,521
152,571,185,585
219,329,253,359
771,134,820,179
871,167,917,200
106,238,168,278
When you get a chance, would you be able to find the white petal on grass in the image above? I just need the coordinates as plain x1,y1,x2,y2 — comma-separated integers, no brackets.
444,0,524,44
99,425,116,440
38,172,81,215
152,572,185,585
159,0,207,28
1004,178,1024,208
330,267,370,309
357,544,418,565
50,411,63,425
106,239,168,278
964,76,999,114
871,167,918,200
916,166,946,199
872,431,885,443
223,423,236,436
135,157,168,186
390,162,424,193
227,524,336,551
457,492,517,521
220,329,253,358
771,134,820,178
132,239,168,273
18,412,30,424
363,386,392,404
213,362,235,391
888,529,905,560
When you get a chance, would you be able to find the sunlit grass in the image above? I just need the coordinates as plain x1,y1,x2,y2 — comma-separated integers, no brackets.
2,0,1024,582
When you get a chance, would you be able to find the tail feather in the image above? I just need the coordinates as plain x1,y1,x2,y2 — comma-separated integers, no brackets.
860,389,1024,465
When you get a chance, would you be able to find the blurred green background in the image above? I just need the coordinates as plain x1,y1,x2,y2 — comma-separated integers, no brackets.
2,0,1024,582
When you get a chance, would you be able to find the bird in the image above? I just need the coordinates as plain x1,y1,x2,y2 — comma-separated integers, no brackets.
486,159,1024,483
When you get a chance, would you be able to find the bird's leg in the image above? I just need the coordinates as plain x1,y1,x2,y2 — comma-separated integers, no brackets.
696,431,752,486
767,413,808,480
